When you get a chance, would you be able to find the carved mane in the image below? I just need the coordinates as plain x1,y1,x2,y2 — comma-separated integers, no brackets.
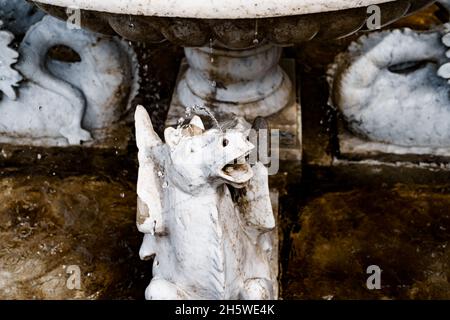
0,22,22,100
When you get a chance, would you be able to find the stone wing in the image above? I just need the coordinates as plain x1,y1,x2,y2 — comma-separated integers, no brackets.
135,105,165,235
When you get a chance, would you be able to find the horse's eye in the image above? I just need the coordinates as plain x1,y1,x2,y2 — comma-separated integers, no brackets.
222,138,229,147
388,60,433,74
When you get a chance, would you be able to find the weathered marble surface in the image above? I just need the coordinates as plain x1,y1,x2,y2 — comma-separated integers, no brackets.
329,26,450,149
176,44,292,118
0,16,139,147
34,0,433,48
34,0,395,19
294,3,447,166
136,106,277,300
0,26,21,101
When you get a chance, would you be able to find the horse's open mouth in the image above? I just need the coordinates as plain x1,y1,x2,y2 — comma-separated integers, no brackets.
219,153,253,186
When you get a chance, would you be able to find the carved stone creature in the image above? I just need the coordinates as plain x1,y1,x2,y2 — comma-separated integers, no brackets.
135,105,277,300
328,25,450,148
0,16,139,146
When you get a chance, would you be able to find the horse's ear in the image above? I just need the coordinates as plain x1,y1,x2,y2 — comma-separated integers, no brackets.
135,105,162,151
180,116,205,137
190,115,205,131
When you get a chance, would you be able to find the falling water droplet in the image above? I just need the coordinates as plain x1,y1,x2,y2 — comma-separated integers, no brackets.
163,181,169,189
128,15,135,29
209,38,215,63
208,40,217,88
157,171,164,178
185,106,193,118
253,19,259,45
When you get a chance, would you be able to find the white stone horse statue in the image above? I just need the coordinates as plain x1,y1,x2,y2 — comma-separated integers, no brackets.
135,105,277,300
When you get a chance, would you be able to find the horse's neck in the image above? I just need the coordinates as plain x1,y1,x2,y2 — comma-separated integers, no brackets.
166,184,232,222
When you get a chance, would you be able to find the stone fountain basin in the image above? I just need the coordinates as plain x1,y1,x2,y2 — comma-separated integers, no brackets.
34,0,433,48
33,0,400,18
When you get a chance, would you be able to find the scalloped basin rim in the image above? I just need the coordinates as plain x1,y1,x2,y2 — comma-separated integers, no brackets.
35,0,397,19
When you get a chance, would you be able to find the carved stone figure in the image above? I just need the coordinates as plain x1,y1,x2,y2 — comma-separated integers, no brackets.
328,25,450,148
0,16,139,146
135,105,277,300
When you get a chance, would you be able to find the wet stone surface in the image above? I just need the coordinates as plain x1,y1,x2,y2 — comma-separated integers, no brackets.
0,173,149,299
283,166,450,300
